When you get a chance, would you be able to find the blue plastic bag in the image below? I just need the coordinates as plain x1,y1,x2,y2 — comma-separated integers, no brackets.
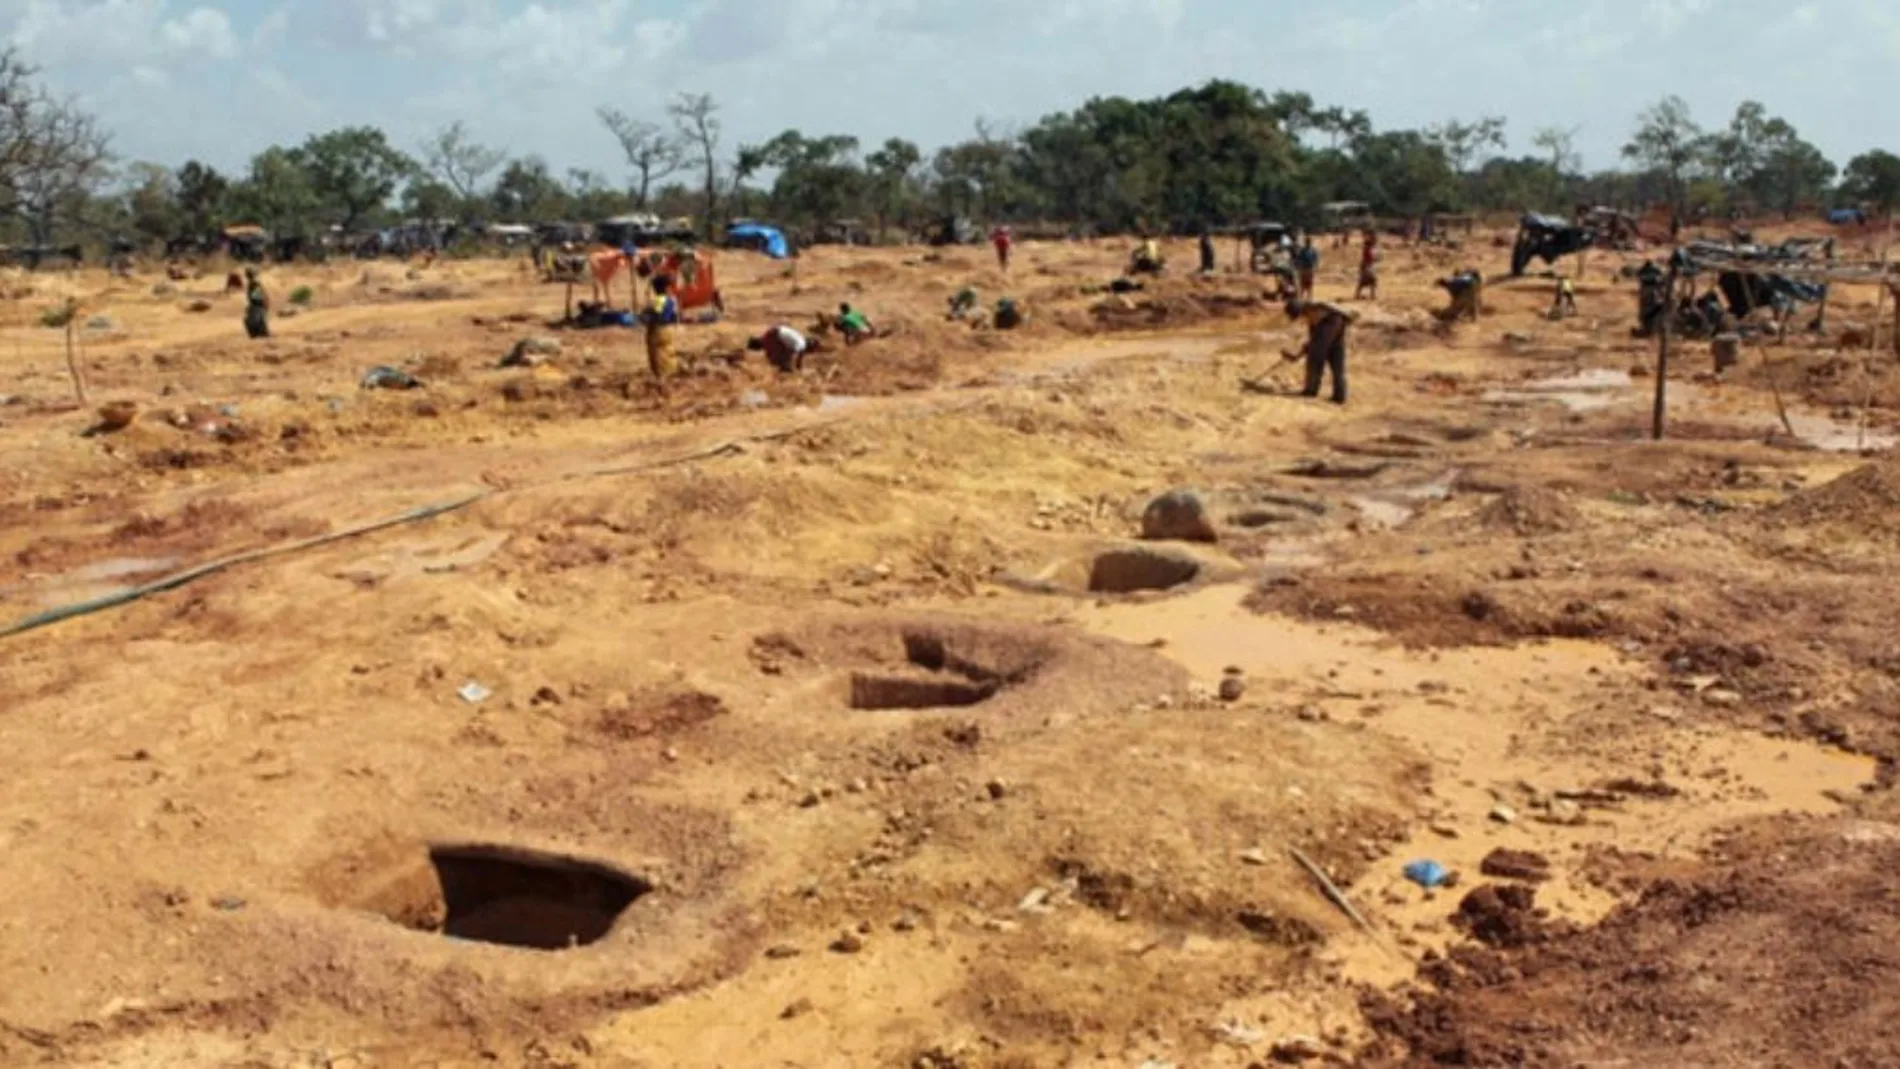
1403,859,1450,888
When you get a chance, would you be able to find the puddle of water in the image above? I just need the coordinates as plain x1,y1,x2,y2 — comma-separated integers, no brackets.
1348,470,1459,530
1483,368,1634,413
815,394,864,414
1780,411,1897,453
1073,585,1877,985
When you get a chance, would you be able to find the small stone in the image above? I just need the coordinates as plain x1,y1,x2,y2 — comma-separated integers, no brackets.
985,779,1008,800
892,912,920,932
829,932,864,954
780,997,814,1020
1239,848,1269,866
799,790,822,809
764,944,802,959
662,746,680,763
848,778,868,794
1270,1034,1328,1062
1429,822,1461,840
1218,676,1247,702
211,895,245,912
1543,799,1585,826
1489,804,1518,825
1702,688,1743,708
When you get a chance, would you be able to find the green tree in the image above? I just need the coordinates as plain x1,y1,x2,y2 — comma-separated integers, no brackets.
299,126,414,229
229,145,321,235
174,160,228,235
489,156,568,222
1530,126,1580,205
1348,130,1459,217
121,162,178,245
1755,137,1835,218
400,178,459,222
864,137,922,236
742,130,865,231
1426,116,1507,176
1622,95,1705,229
1842,150,1900,216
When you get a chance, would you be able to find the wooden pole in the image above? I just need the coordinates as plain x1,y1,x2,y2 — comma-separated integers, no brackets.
1652,258,1677,441
64,316,86,404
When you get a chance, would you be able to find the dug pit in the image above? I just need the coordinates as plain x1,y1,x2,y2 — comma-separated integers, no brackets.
353,843,651,951
847,627,1039,711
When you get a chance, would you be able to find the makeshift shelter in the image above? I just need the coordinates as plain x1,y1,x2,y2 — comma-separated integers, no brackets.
637,248,723,311
725,222,791,259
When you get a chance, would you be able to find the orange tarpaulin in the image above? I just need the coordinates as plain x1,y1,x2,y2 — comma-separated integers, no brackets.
635,248,721,311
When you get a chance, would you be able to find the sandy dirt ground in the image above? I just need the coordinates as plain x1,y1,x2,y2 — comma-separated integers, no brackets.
4,227,1900,1068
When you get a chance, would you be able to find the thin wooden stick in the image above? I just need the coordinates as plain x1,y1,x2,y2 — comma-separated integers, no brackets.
1859,218,1893,450
1653,256,1678,441
64,316,86,403
1288,846,1379,939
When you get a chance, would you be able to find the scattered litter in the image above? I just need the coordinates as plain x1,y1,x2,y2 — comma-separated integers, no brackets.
1402,859,1451,888
1211,1021,1264,1047
360,366,422,390
1017,887,1052,913
1239,847,1269,866
457,681,492,704
1489,804,1519,825
738,389,769,408
210,895,245,912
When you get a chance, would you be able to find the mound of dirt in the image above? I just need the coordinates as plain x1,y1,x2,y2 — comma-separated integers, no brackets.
1768,458,1900,536
1362,827,1900,1067
1476,486,1581,537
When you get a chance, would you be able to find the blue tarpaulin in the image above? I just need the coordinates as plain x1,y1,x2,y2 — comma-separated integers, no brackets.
727,223,790,260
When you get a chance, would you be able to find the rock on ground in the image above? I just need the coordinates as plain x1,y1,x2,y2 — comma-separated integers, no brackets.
1141,489,1218,543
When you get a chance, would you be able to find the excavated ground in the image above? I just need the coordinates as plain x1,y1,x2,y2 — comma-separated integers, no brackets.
2,230,1898,1068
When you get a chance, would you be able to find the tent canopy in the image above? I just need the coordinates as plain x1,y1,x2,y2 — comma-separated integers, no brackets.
726,222,790,260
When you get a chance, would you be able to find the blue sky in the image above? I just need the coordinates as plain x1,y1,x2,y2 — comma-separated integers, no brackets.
5,0,1897,184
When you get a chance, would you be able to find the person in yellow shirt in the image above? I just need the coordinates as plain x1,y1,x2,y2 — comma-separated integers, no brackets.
643,274,680,378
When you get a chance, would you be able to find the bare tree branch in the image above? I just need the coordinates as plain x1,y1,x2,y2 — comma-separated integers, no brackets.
598,108,682,210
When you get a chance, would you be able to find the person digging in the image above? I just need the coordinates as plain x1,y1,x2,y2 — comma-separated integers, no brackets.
1281,296,1356,405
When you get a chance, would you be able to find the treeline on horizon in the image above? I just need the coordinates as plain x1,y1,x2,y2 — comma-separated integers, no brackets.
3,46,1899,249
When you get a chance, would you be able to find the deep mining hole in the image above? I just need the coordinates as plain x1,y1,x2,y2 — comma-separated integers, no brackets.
395,845,652,951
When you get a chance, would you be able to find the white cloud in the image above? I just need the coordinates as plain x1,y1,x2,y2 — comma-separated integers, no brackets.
160,7,235,58
7,0,236,65
252,3,290,48
131,64,168,88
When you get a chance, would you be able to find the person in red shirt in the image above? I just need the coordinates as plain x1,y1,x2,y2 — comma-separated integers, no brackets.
991,225,1012,270
1355,231,1380,300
